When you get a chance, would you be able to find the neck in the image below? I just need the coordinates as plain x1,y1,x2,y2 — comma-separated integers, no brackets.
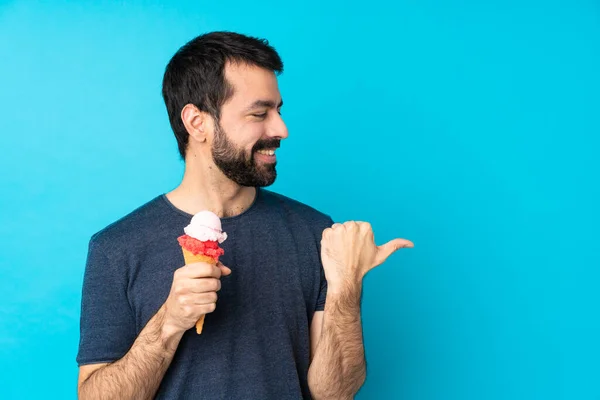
166,155,257,218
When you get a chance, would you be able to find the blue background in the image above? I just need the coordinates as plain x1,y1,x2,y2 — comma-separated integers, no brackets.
1,1,598,399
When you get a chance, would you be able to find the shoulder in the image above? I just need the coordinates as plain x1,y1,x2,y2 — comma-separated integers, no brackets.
259,189,333,229
88,195,167,253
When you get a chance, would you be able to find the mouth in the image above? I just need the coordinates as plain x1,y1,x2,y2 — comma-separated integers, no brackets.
255,148,277,163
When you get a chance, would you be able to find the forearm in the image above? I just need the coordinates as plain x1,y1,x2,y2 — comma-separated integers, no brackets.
308,283,366,399
79,305,184,400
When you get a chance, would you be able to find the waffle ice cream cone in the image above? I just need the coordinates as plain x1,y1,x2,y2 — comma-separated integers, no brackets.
181,248,218,334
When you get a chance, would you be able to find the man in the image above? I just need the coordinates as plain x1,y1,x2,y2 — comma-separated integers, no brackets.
76,31,413,399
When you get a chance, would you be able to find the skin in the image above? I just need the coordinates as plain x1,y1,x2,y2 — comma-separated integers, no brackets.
77,61,413,399
308,222,413,399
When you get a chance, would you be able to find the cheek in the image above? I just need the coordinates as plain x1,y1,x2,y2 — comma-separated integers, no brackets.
220,115,266,150
239,124,267,151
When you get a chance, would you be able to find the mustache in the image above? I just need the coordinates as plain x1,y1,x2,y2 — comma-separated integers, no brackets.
253,139,281,152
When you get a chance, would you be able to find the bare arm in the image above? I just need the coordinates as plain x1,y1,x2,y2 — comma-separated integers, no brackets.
308,220,413,399
78,305,183,400
78,261,231,400
307,284,365,400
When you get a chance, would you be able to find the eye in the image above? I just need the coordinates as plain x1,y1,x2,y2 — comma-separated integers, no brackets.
251,113,267,119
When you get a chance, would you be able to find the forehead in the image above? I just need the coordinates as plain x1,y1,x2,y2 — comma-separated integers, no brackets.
223,62,281,109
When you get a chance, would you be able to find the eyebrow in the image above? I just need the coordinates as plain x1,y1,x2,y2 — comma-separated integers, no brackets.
245,99,284,112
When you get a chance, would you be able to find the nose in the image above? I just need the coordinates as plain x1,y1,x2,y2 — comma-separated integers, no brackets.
267,112,289,140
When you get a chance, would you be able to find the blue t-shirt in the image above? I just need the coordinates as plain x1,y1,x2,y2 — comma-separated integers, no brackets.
76,188,332,399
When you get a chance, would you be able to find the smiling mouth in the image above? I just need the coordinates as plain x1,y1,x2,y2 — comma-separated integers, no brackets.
256,149,276,156
254,148,277,164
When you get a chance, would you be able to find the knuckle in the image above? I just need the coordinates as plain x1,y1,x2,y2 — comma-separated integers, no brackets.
201,263,213,276
175,282,187,293
202,278,218,292
199,279,209,292
177,295,188,306
360,223,373,234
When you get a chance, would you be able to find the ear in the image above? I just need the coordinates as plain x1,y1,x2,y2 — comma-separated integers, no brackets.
181,104,212,144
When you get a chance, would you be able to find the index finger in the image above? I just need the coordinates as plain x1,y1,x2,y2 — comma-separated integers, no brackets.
180,262,222,279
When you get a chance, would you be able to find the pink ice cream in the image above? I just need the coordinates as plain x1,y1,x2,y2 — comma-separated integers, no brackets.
184,210,228,243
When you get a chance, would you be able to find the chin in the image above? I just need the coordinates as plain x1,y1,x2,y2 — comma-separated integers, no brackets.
257,175,277,187
257,171,277,187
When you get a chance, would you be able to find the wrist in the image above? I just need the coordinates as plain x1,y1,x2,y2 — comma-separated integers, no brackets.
327,277,363,298
325,279,363,316
157,305,185,351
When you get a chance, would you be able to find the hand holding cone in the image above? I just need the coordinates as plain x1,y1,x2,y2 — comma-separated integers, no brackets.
177,211,228,334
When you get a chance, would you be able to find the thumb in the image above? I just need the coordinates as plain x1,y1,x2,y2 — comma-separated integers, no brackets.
375,238,414,266
218,262,232,276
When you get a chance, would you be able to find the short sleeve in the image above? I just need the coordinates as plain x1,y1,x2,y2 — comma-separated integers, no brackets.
76,237,136,366
315,265,328,311
315,216,334,312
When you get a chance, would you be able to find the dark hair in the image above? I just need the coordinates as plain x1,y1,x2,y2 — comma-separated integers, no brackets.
162,31,284,159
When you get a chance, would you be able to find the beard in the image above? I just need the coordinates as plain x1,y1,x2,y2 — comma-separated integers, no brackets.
211,122,280,187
